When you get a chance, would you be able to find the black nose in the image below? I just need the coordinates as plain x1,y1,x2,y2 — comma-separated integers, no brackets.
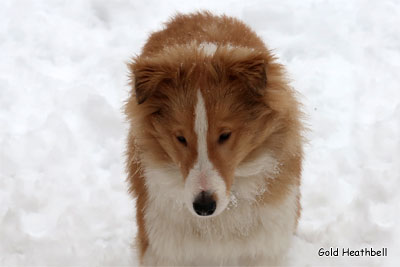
193,191,216,216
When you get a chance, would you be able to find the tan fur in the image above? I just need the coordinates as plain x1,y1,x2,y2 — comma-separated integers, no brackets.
125,11,303,264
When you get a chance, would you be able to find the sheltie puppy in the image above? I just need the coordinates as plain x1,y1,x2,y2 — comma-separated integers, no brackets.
125,11,303,266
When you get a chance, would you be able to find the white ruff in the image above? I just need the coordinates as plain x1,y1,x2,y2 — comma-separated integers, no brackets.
143,167,299,265
142,151,298,265
235,151,280,178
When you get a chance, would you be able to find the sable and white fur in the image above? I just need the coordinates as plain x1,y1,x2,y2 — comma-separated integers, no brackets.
125,11,304,266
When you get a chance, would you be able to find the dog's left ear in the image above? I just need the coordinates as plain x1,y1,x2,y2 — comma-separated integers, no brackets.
229,54,267,95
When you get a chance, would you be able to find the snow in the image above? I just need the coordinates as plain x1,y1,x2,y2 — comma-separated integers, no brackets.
1,0,399,265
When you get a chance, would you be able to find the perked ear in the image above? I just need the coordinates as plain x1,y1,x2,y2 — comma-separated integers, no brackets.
229,54,267,95
129,61,167,104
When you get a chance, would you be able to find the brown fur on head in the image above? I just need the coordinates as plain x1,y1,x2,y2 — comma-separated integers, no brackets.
125,11,303,260
127,44,301,204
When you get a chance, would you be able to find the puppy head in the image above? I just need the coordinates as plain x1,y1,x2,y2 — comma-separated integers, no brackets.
127,47,278,217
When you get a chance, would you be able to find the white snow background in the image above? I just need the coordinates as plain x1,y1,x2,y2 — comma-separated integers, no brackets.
1,0,399,266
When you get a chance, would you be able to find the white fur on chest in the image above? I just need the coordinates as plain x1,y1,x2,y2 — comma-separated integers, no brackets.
141,158,299,266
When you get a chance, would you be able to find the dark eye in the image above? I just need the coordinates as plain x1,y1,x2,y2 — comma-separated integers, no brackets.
218,132,231,144
176,136,187,146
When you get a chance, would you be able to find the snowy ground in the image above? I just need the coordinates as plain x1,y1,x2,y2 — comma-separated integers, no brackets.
1,0,399,266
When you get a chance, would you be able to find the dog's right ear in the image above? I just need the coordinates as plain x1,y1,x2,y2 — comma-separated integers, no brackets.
129,60,167,104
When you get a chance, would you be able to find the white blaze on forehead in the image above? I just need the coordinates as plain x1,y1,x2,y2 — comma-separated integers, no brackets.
194,90,210,170
184,90,229,217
